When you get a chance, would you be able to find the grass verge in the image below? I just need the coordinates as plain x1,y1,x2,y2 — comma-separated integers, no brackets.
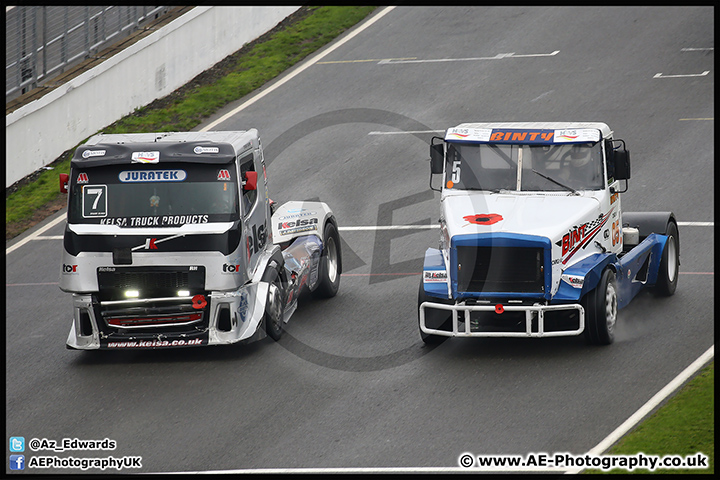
5,6,378,239
585,362,713,474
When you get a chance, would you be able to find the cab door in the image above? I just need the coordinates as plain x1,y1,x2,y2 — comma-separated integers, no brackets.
603,139,623,256
238,152,268,278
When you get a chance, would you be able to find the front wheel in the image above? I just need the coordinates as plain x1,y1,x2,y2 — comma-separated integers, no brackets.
264,275,285,341
654,221,679,296
312,222,341,299
582,269,618,345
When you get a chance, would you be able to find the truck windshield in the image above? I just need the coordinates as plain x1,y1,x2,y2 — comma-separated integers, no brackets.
67,163,239,227
445,142,604,192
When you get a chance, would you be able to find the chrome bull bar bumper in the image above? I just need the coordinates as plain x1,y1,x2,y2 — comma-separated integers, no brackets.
419,301,585,338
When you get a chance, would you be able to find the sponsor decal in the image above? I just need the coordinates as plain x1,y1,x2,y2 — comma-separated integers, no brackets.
81,149,106,158
278,218,318,229
118,170,186,182
446,128,600,144
223,263,243,273
279,211,316,220
554,128,600,143
237,291,249,323
62,264,78,274
246,223,268,260
278,217,319,236
490,130,555,143
446,127,492,142
194,146,220,154
561,274,585,288
217,169,231,181
424,270,448,283
77,172,89,184
130,233,186,251
131,151,160,163
557,209,613,264
106,338,206,348
463,213,504,226
100,215,209,227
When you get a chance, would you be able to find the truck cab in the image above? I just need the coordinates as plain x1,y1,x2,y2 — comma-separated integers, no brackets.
419,122,678,345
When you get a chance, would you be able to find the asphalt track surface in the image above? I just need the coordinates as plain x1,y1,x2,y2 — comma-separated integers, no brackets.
6,6,714,474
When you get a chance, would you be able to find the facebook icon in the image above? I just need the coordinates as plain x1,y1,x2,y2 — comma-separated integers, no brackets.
9,454,25,470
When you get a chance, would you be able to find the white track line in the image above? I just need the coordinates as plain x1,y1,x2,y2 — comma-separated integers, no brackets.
6,214,66,255
566,345,715,474
10,221,714,252
653,70,710,79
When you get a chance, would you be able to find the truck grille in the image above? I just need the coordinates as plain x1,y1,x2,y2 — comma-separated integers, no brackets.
456,246,544,293
95,266,208,333
97,266,205,300
108,270,189,289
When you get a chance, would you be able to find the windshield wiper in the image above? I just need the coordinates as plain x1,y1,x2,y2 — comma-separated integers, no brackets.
531,169,580,195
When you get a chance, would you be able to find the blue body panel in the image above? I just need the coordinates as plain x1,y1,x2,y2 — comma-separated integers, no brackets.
553,234,667,308
422,248,449,298
450,233,552,301
424,233,669,310
615,233,667,309
554,253,616,303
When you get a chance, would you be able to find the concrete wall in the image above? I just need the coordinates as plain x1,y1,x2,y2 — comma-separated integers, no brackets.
5,6,300,188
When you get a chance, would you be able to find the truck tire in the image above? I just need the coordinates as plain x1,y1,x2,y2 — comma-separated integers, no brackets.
264,274,285,341
312,222,341,299
654,221,679,297
582,269,617,345
418,278,451,345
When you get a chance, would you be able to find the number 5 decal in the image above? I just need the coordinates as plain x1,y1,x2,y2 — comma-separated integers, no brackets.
451,160,461,183
82,185,108,218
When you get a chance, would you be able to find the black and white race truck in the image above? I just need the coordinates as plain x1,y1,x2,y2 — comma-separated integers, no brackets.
59,130,341,350
419,122,679,345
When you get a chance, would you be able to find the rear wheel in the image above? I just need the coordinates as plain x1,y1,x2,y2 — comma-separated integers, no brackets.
582,269,618,345
654,221,679,296
312,222,341,299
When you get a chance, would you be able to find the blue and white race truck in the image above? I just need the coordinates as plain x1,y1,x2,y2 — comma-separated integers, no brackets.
419,122,679,345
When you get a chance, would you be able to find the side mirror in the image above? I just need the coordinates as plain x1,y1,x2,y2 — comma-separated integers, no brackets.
430,144,444,174
59,173,69,193
614,149,631,180
243,171,258,191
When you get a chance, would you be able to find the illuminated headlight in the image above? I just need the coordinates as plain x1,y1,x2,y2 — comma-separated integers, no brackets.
124,290,140,298
177,290,190,297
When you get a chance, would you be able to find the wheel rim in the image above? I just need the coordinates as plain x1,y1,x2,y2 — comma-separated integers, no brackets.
325,236,338,283
267,282,282,329
605,281,618,334
666,236,678,282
